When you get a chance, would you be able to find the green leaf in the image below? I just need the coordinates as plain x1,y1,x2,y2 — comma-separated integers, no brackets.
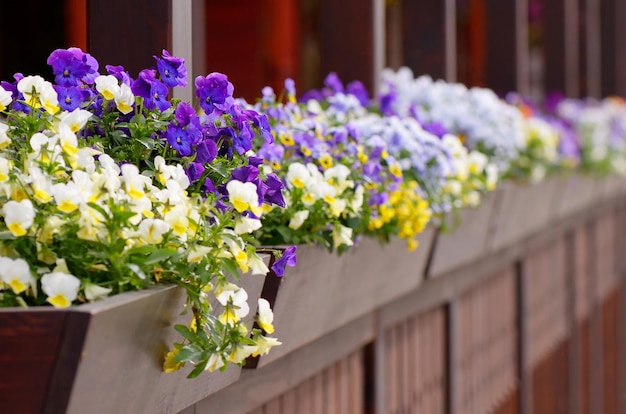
174,324,200,343
221,258,241,278
187,359,209,378
143,248,178,265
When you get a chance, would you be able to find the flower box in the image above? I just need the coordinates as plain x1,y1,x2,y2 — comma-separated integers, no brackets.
428,191,498,278
0,272,267,414
250,227,436,368
488,178,561,252
552,175,601,220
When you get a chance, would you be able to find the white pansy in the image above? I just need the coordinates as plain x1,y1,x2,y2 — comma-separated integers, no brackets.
29,166,54,203
137,218,170,244
226,180,261,215
467,151,488,174
227,344,258,363
59,108,93,133
84,284,113,301
349,185,365,212
205,353,225,372
332,224,354,248
2,199,35,237
0,257,32,294
286,163,310,188
0,122,10,148
39,82,59,114
121,163,152,199
163,206,189,238
485,164,499,191
288,210,309,230
187,245,212,263
115,83,134,114
252,335,282,357
328,198,347,217
234,216,262,234
0,85,12,111
0,156,11,182
257,298,275,334
52,182,84,213
247,253,269,275
217,285,250,325
17,75,45,107
41,271,81,308
76,148,97,173
94,75,120,100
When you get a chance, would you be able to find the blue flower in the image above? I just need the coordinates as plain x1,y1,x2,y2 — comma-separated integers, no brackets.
156,49,187,88
263,174,286,207
150,80,171,111
47,49,89,87
54,86,89,111
185,162,205,182
271,246,297,277
195,73,234,114
106,65,133,86
166,125,192,156
195,139,218,164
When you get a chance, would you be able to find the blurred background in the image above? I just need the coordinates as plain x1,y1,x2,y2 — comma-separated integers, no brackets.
1,0,625,104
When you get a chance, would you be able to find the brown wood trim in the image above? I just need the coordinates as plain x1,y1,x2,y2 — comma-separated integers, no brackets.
0,311,69,414
43,311,91,414
401,0,448,80
195,313,374,413
318,0,374,92
86,0,172,76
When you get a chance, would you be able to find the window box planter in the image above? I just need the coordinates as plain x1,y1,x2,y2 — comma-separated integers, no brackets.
428,191,498,278
0,273,267,414
251,227,436,368
488,178,561,252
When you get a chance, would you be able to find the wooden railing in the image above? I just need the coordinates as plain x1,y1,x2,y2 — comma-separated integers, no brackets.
172,179,626,414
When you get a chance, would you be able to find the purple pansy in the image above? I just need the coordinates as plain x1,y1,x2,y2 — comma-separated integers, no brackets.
156,49,187,88
196,139,218,164
67,47,100,83
231,165,260,183
262,173,286,207
347,80,370,107
132,69,156,98
185,162,205,182
195,73,235,114
324,72,345,94
54,86,89,111
166,124,192,156
47,49,89,87
106,65,133,86
271,245,297,277
150,80,171,111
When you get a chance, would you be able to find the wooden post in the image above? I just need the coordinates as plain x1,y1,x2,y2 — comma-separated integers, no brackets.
484,0,529,95
543,0,579,97
319,0,374,91
87,0,171,76
583,0,601,97
401,0,456,82
600,0,626,96
516,260,531,414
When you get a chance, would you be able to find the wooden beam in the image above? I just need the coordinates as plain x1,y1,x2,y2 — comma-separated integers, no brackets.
319,0,374,91
484,0,529,95
87,0,171,76
401,0,456,81
543,0,579,97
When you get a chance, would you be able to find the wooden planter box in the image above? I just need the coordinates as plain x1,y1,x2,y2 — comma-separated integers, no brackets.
0,273,267,414
488,178,561,252
252,227,436,368
428,191,498,278
552,175,600,220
